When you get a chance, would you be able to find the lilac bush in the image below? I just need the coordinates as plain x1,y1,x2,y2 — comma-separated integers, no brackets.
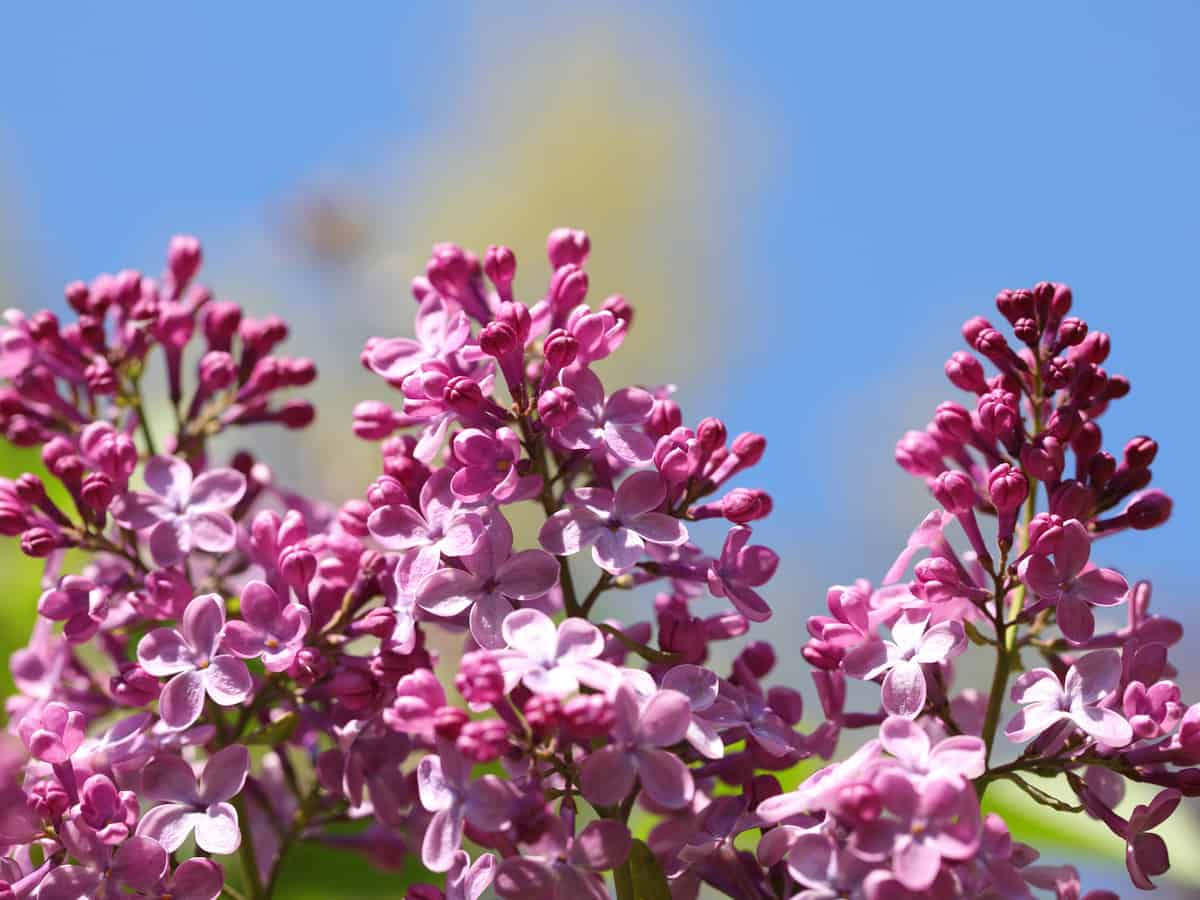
0,230,1187,899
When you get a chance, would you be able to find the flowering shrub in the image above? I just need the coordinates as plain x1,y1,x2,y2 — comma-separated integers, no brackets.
0,230,1186,899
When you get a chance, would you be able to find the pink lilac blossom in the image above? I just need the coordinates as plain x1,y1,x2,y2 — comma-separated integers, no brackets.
0,237,1188,899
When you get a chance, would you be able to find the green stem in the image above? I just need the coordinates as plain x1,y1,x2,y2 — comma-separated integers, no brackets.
596,623,682,665
233,793,266,900
263,782,322,897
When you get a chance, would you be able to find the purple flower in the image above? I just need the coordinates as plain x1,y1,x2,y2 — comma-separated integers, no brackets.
446,851,496,900
17,701,86,763
416,745,516,872
33,826,166,900
842,613,967,719
1124,789,1179,890
152,859,226,900
550,366,655,465
1018,518,1128,643
137,594,253,730
37,576,107,644
75,774,138,845
701,680,796,757
449,427,542,503
366,295,471,382
851,772,981,892
221,580,310,672
367,469,486,589
418,514,559,649
495,818,631,900
878,716,984,781
579,683,695,810
494,608,618,698
660,664,724,759
135,744,250,855
1004,649,1133,747
383,669,446,738
706,526,779,622
539,470,687,575
111,456,246,567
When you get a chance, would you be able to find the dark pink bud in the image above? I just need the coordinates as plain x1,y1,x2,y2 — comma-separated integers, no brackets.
457,720,509,763
352,400,397,441
21,527,60,558
721,488,772,524
543,329,578,370
1089,451,1117,489
337,500,371,537
367,475,409,510
932,470,977,514
1012,317,1039,346
601,293,633,324
353,607,396,641
81,473,115,512
426,243,472,299
1020,434,1065,483
973,327,1012,364
895,430,944,477
443,376,484,414
697,417,727,453
1049,480,1091,520
455,651,505,706
110,663,160,707
483,245,517,300
1104,374,1131,400
524,696,562,734
976,389,1019,438
276,400,315,429
1057,317,1087,347
167,235,203,288
988,464,1028,513
562,695,614,739
548,264,588,311
64,280,90,313
1126,490,1172,530
1124,436,1158,469
546,227,591,269
84,357,117,395
836,782,882,824
1045,407,1081,442
659,611,705,661
1051,283,1073,317
944,351,988,394
288,648,330,688
1044,356,1074,391
280,547,318,590
479,321,519,360
646,396,682,441
653,427,699,484
202,301,242,351
199,351,237,392
732,432,766,467
1073,330,1111,365
429,706,467,742
962,316,994,347
933,402,974,443
537,386,578,429
768,686,805,725
739,641,777,679
994,289,1032,324
0,501,28,536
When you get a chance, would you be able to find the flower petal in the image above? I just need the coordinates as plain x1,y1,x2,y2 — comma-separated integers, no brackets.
634,747,694,809
160,670,207,730
579,746,637,807
881,660,926,719
195,801,241,855
613,470,667,518
136,804,203,853
187,510,238,554
501,608,558,661
203,656,253,707
188,469,246,512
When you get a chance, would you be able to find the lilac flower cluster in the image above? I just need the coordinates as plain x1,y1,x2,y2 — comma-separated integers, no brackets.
0,233,1186,900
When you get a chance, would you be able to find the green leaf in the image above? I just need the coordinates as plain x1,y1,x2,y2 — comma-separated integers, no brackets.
244,713,299,746
963,621,991,646
628,838,671,900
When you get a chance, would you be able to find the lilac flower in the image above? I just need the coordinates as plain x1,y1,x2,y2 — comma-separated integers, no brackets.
660,664,724,759
495,818,631,900
366,295,471,382
706,526,779,622
74,773,138,845
135,744,249,855
494,608,618,698
37,576,107,643
549,366,655,465
1124,789,1179,890
416,745,516,872
842,613,967,719
446,850,497,900
383,669,446,738
418,514,559,649
1004,649,1133,747
878,716,985,782
367,469,485,589
17,701,86,763
33,826,166,900
774,831,871,900
851,771,982,892
151,859,226,900
701,680,797,757
222,580,310,672
1018,518,1128,643
449,427,542,503
137,594,253,730
539,470,688,575
579,683,695,810
111,456,246,567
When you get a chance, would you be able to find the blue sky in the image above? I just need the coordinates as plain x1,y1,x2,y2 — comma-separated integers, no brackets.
3,2,1199,892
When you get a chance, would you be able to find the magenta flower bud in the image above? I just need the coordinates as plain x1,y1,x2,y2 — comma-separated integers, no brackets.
546,227,591,269
1043,356,1074,391
973,327,1012,364
198,350,236,393
1050,282,1073,317
276,400,316,429
767,686,805,725
1124,436,1158,469
994,289,1033,324
280,357,317,387
696,417,727,455
1012,316,1039,346
168,234,203,289
351,607,396,641
202,301,242,353
721,488,772,524
932,470,976,514
894,430,945,477
1058,317,1088,347
84,357,117,395
288,647,330,688
836,782,882,824
602,292,633,324
1089,451,1117,489
337,499,371,537
1050,480,1092,520
548,263,589,313
479,321,519,360
110,662,160,707
426,243,472,299
406,887,444,900
484,244,517,301
704,611,749,642
21,526,60,558
433,706,469,742
932,401,974,444
457,720,509,763
0,500,28,536
962,315,993,346
524,696,562,734
1126,490,1172,530
543,329,578,371
80,472,115,512
1027,512,1066,554
64,280,90,312
1045,407,1081,442
731,432,766,467
945,350,988,394
18,702,86,764
1020,434,1065,483
739,640,777,679
1072,330,1111,365
988,464,1028,513
1105,374,1131,400
659,611,706,661
562,694,614,739
367,475,410,510
352,400,397,441
646,396,682,441
455,651,504,706
280,546,318,591
653,427,699,484
443,376,484,414
976,389,1019,438
537,386,577,430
